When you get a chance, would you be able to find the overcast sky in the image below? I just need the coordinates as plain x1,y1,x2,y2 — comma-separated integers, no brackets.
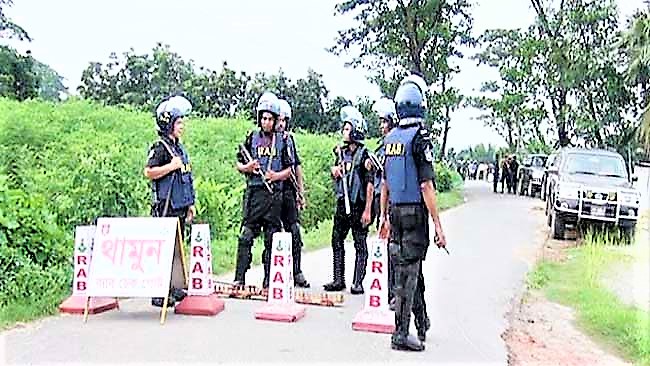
3,0,645,150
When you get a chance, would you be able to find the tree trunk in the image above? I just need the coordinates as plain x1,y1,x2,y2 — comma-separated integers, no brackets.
507,120,515,150
587,93,603,147
441,107,450,159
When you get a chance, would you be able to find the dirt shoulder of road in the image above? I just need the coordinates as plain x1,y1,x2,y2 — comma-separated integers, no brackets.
502,207,632,366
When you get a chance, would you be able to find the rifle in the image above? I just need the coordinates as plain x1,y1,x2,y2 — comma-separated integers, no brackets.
367,150,383,172
239,144,273,193
336,145,351,215
289,168,306,207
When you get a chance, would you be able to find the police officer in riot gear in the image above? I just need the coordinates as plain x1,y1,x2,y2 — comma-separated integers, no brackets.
324,106,374,294
379,74,448,351
369,97,397,309
275,98,310,288
144,95,196,307
234,92,294,288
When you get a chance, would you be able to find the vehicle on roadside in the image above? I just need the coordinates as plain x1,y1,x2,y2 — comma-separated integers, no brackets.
540,152,558,202
517,154,548,197
545,148,641,242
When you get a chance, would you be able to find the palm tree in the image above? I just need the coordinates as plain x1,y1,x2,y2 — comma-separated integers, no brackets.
642,106,650,150
620,11,650,150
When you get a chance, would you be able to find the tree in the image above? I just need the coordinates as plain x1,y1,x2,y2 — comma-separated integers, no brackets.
77,44,338,134
471,29,549,151
0,0,30,41
33,59,68,101
474,0,639,154
329,0,476,157
0,46,38,100
619,8,650,150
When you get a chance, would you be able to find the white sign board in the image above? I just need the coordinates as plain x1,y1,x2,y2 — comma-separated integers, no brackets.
364,238,389,311
188,224,213,296
87,217,179,298
72,225,95,296
267,232,294,305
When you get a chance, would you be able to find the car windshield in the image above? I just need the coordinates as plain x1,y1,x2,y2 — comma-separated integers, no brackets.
563,153,627,177
531,156,547,167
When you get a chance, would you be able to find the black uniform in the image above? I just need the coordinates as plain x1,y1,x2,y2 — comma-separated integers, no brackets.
493,156,500,193
277,133,309,287
234,130,294,288
146,136,195,306
383,122,434,349
323,143,373,293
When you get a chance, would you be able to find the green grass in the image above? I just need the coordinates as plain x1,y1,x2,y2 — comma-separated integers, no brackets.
527,229,650,365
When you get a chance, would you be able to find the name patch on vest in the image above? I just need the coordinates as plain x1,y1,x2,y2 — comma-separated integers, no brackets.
256,146,277,157
344,162,352,172
181,163,192,173
385,143,405,156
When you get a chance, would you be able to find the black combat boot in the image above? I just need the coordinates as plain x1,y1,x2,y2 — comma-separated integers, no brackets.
416,316,431,342
391,263,424,352
389,297,396,311
323,250,345,291
294,272,310,288
262,260,270,289
350,254,367,295
233,251,248,286
350,240,368,294
293,244,310,288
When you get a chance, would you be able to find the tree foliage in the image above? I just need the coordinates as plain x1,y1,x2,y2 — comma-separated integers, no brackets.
329,0,476,158
77,43,383,137
472,0,642,157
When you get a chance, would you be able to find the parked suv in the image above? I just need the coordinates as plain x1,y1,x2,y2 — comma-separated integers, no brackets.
517,154,548,197
545,148,640,241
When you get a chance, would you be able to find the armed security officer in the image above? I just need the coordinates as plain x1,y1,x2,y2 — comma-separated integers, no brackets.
323,106,374,294
234,92,294,288
144,95,196,307
276,98,310,288
369,97,397,309
379,74,448,351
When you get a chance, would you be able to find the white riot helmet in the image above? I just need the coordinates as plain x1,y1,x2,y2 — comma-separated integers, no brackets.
155,95,192,136
372,97,397,128
340,105,367,143
278,99,292,129
256,92,281,126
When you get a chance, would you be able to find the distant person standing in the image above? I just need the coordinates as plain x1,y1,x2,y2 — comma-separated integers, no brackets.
493,154,500,193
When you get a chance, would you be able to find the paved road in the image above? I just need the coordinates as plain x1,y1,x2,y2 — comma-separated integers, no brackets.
2,181,547,365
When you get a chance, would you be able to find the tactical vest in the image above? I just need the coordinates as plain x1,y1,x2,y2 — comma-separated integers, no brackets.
250,131,285,190
384,126,422,205
154,140,195,211
336,145,367,205
373,143,386,194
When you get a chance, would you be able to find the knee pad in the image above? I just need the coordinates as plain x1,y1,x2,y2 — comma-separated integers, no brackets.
239,226,255,247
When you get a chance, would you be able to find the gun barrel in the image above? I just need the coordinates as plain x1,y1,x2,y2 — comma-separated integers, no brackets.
239,144,273,193
337,146,351,215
